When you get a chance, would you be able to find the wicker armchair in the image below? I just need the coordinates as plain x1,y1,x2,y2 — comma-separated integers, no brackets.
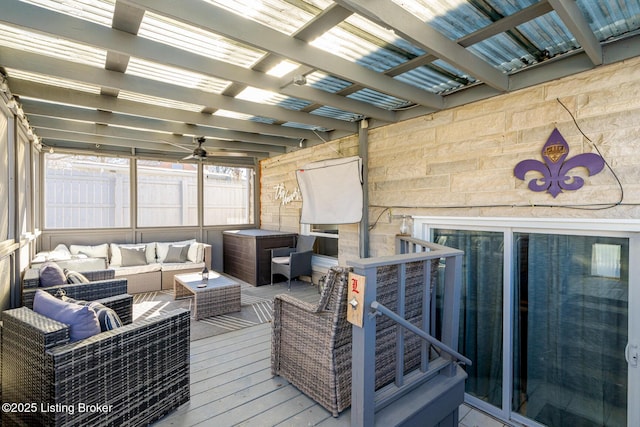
271,264,429,417
1,306,190,427
22,268,128,318
22,267,116,290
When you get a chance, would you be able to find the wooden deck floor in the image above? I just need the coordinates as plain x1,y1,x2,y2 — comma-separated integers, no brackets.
153,280,508,427
154,321,347,427
153,280,347,427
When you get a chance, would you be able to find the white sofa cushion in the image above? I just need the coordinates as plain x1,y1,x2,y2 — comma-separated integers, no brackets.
69,243,109,259
110,243,156,267
188,242,204,263
160,261,205,272
111,263,162,276
156,240,203,263
32,248,72,263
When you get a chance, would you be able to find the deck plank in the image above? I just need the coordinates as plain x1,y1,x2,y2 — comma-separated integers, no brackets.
271,398,338,427
190,338,270,372
237,394,323,426
191,360,271,396
158,379,298,426
190,322,270,354
194,383,304,426
192,346,268,380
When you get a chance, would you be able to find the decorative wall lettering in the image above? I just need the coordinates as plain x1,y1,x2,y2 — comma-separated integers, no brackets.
514,128,605,198
274,183,301,205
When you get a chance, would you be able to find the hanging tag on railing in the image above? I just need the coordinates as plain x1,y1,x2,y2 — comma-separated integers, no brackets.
347,272,366,327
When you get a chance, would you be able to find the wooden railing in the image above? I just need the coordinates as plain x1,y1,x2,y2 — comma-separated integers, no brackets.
347,235,469,426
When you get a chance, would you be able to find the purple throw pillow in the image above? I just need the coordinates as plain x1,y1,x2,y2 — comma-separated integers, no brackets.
39,261,66,287
33,290,101,342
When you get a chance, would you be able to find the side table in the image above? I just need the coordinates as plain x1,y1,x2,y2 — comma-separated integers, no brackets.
174,271,241,320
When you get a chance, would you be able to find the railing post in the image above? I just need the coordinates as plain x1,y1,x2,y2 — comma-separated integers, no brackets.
349,239,467,424
394,263,406,386
441,253,463,376
421,259,431,372
351,265,377,427
395,235,405,255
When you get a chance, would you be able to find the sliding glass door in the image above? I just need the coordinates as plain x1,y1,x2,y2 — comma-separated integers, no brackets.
421,218,639,427
513,233,628,426
433,229,504,407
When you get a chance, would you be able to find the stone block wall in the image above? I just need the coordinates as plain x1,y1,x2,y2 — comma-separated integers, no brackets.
261,56,640,263
260,138,359,263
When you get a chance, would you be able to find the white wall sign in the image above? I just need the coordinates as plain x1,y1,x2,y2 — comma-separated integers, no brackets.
274,183,301,206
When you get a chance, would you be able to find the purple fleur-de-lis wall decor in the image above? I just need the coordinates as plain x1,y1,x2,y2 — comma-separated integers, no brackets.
514,128,605,198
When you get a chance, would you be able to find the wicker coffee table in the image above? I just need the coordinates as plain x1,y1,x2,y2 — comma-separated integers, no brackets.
174,271,241,320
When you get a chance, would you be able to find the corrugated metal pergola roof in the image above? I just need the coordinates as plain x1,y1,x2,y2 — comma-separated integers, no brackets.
0,0,639,163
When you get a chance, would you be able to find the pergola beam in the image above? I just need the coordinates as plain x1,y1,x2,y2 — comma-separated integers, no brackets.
0,46,354,132
120,0,444,109
334,0,509,92
29,116,286,155
21,99,298,148
548,0,602,65
0,0,392,122
36,126,278,156
9,79,330,143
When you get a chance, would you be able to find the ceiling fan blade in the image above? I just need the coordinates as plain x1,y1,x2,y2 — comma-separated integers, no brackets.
161,140,192,152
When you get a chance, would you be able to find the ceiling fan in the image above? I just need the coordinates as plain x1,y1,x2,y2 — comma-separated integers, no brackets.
160,136,250,159
183,136,207,160
160,136,208,160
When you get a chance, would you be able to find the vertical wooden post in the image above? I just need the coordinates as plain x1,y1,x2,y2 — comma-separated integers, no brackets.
350,265,377,427
358,120,369,259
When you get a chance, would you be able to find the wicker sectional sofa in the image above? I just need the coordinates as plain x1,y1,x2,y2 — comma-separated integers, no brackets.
26,240,212,294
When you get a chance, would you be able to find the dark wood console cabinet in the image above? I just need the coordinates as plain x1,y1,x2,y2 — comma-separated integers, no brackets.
223,229,297,286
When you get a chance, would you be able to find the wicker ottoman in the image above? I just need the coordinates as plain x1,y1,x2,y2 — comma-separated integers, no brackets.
174,271,241,320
